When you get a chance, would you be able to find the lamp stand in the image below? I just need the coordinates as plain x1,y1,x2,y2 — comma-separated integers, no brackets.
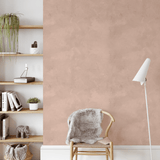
144,79,153,160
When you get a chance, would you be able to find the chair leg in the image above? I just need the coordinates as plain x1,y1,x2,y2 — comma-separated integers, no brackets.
75,147,78,160
110,142,113,160
106,148,108,160
70,141,73,160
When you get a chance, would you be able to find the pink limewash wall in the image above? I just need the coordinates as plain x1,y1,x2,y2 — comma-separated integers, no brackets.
44,0,160,145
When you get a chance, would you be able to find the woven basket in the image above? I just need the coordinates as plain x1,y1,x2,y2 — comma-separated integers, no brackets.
4,144,33,160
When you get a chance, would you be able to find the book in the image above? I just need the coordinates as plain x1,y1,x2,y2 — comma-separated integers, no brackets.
2,92,9,111
14,77,35,83
0,114,5,140
7,92,16,111
10,92,23,111
2,115,9,140
0,91,2,111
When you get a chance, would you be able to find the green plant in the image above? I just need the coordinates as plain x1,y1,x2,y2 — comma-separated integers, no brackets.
27,97,41,104
0,13,20,52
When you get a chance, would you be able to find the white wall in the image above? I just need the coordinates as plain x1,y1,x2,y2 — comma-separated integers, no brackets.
0,1,43,160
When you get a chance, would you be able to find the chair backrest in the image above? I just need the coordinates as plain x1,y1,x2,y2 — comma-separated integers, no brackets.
101,111,115,137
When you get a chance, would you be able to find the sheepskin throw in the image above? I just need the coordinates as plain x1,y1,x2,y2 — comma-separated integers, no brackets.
66,108,103,145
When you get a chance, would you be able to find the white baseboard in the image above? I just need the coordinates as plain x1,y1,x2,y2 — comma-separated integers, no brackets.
41,145,160,160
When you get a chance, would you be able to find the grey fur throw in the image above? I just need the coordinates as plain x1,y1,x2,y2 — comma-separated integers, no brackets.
66,108,103,145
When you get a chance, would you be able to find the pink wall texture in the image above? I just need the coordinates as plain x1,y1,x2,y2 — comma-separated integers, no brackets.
44,0,160,145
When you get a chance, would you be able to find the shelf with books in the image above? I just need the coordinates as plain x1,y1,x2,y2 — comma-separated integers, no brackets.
0,81,43,85
0,108,43,114
0,54,43,57
0,135,43,143
0,6,43,159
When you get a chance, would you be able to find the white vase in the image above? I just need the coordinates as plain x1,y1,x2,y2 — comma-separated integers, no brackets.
29,103,39,110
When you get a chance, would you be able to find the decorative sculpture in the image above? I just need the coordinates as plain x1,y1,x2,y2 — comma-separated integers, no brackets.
16,125,30,139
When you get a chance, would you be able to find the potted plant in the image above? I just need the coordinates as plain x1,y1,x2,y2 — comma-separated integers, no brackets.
27,97,41,110
0,13,20,53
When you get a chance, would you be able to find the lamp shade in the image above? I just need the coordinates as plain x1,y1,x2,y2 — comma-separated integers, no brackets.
132,58,151,85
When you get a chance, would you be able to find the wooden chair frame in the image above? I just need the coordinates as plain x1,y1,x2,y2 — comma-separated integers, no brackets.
70,110,115,160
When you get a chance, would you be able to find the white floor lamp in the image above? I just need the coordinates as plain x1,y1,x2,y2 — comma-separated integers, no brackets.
133,58,152,160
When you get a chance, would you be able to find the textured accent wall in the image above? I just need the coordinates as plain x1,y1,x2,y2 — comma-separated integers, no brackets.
44,0,160,145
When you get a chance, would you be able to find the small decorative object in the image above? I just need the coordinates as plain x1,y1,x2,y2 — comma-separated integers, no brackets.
14,64,35,83
27,97,40,110
30,41,39,54
16,125,30,139
0,13,21,53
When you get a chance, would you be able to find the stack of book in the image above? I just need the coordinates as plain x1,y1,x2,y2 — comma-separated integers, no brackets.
0,114,9,140
0,91,23,112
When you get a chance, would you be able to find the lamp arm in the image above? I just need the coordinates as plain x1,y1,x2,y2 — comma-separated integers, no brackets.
144,80,153,160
